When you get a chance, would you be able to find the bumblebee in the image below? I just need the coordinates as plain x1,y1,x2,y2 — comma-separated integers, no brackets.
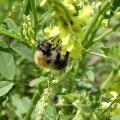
34,38,69,70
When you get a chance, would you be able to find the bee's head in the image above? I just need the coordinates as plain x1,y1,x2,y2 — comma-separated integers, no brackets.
36,40,53,56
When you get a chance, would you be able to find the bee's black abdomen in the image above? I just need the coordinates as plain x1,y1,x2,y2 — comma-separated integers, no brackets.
54,51,69,70
60,51,69,68
54,51,60,63
65,52,69,58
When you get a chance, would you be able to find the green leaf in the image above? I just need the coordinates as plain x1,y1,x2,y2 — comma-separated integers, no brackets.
0,81,14,96
112,0,120,12
44,104,58,120
10,41,34,61
5,18,21,36
0,40,15,80
0,26,21,40
86,70,94,82
58,111,68,120
77,81,92,89
11,94,30,118
30,76,48,87
100,46,111,56
0,18,22,40
111,115,120,120
111,45,120,59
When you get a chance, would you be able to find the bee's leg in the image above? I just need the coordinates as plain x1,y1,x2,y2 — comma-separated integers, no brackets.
61,51,69,66
55,51,69,64
54,51,61,64
51,47,56,50
65,52,69,58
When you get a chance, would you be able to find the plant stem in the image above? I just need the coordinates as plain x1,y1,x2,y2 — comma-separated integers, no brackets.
23,87,41,120
84,49,120,63
100,68,119,90
30,0,38,33
86,15,104,48
82,0,110,47
73,60,81,80
93,23,120,43
102,93,120,115
70,59,80,90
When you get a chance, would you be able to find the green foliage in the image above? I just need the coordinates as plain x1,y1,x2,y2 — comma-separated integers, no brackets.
11,94,30,118
0,18,23,39
0,40,15,80
0,0,120,120
43,104,58,120
10,41,34,61
0,81,14,96
111,114,120,120
30,76,48,87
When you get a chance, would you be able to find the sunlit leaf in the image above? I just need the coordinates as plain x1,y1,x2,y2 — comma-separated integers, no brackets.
78,5,91,24
69,40,83,58
111,115,120,120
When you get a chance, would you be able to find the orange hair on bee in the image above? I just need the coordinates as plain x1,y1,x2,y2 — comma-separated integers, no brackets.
34,50,48,68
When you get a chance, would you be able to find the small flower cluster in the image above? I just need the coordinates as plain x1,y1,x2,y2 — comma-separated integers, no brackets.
23,15,35,46
36,88,51,120
40,0,92,58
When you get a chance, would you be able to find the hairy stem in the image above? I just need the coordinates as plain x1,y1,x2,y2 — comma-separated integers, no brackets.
93,23,120,43
30,0,38,33
100,68,119,90
86,15,104,48
23,87,41,120
85,49,120,63
102,93,120,115
70,59,81,91
82,0,110,47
